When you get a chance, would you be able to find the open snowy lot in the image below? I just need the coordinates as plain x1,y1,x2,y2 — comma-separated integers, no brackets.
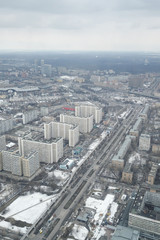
0,191,58,224
69,224,88,240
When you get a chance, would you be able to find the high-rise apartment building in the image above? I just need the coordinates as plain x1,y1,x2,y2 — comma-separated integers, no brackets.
44,122,79,147
22,110,38,124
0,135,6,151
75,104,102,124
22,151,39,177
2,151,22,176
18,137,63,163
1,150,39,177
60,114,93,133
0,118,14,135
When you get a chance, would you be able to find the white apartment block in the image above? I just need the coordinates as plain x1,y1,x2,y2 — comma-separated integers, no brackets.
44,121,79,147
75,104,102,124
18,137,63,163
139,134,151,151
60,114,93,133
22,151,39,177
0,118,14,135
1,151,39,177
2,151,22,176
0,135,6,151
22,110,38,124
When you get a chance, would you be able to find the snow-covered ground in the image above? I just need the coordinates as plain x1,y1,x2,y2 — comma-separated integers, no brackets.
48,169,70,186
0,220,28,234
0,192,58,225
69,224,88,240
85,194,118,240
107,202,118,224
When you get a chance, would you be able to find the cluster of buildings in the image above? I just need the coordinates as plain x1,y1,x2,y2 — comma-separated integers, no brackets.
0,103,103,180
0,136,40,179
112,104,151,184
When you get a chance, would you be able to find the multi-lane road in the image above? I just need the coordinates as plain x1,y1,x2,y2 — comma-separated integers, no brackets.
22,105,142,240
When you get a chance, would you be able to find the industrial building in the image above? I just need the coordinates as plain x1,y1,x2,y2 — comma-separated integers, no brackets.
129,191,160,236
139,134,151,151
111,225,140,240
75,104,102,124
44,121,79,147
22,110,38,124
0,150,39,177
0,117,14,135
18,136,63,163
60,114,93,133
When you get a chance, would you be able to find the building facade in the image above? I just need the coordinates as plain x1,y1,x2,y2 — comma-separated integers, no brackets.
0,118,14,135
18,137,63,163
60,114,93,133
44,121,79,147
75,104,102,124
22,110,38,124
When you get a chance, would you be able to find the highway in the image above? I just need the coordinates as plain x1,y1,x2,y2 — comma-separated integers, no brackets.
22,105,142,240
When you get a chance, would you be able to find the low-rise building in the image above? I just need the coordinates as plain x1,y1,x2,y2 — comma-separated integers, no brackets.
139,134,151,151
121,162,133,184
148,163,158,185
111,225,139,240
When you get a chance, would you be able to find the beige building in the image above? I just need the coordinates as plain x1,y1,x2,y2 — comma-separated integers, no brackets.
152,144,160,155
148,163,158,185
22,152,39,177
112,158,124,170
60,114,93,133
44,121,79,147
122,162,133,183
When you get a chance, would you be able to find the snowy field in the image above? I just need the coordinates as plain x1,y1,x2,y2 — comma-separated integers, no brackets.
48,169,70,186
0,191,58,233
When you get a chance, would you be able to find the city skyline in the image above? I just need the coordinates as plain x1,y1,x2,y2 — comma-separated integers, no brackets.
0,0,160,52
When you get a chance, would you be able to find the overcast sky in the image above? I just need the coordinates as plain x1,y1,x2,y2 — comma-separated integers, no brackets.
0,0,160,52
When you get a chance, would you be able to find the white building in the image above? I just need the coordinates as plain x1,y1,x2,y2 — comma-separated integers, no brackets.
2,151,22,176
1,150,39,177
18,137,63,163
0,135,6,151
0,118,14,135
22,110,38,124
139,134,151,151
44,121,79,147
60,114,93,133
75,104,102,124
